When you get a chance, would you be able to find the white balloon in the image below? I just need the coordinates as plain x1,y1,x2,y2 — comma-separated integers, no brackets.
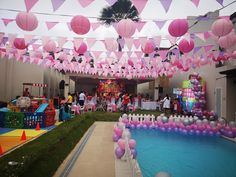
229,121,235,128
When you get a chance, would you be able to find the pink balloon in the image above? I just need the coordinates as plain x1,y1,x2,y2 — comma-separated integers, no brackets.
168,19,188,37
117,139,126,150
117,19,136,38
43,40,57,52
74,42,87,54
128,139,136,149
178,39,194,53
211,19,233,37
70,15,90,35
105,38,118,52
142,40,155,54
128,59,134,66
16,12,38,31
114,127,123,136
13,38,27,50
218,33,236,49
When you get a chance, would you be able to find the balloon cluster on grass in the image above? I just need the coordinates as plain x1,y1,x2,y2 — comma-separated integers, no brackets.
120,114,236,138
113,121,137,159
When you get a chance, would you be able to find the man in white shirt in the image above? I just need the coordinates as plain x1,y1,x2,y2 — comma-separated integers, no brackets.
79,91,86,106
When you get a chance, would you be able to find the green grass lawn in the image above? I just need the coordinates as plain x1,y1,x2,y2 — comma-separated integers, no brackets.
0,110,163,177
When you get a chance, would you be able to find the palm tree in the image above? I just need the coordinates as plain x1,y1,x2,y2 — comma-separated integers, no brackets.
99,0,140,51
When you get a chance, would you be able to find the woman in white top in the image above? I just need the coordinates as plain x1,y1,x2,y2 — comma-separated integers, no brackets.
162,94,170,113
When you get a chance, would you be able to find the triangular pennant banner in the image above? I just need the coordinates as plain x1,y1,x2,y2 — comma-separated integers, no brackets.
0,33,5,43
78,0,95,7
91,22,100,31
136,22,146,32
131,0,148,14
204,32,211,40
105,0,117,6
24,0,39,12
125,38,133,50
32,44,41,51
193,46,202,54
86,38,96,48
42,36,50,46
195,32,205,41
191,0,200,7
2,18,14,26
166,35,176,45
92,51,103,59
57,37,67,48
158,50,168,59
153,36,161,47
74,38,83,49
115,52,123,59
139,37,147,48
216,0,224,6
155,20,166,30
51,0,66,11
46,22,58,30
135,51,143,59
159,0,172,13
8,34,16,47
133,39,140,49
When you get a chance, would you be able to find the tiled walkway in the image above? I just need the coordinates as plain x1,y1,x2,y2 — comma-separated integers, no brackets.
54,122,115,177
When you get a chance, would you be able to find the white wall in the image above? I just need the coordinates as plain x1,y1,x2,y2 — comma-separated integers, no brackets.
137,82,154,99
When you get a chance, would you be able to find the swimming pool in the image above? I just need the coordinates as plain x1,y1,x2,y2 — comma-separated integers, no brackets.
130,129,236,177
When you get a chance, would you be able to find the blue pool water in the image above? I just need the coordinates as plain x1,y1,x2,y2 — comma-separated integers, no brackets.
130,129,236,177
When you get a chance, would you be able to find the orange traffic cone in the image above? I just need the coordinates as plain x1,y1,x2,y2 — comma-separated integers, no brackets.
21,130,26,141
0,144,3,155
36,122,40,131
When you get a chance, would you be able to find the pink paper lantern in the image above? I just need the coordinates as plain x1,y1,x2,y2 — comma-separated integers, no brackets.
16,12,38,31
105,38,118,52
70,15,90,35
211,19,233,37
218,33,236,49
43,40,57,52
13,38,27,50
142,40,155,54
74,42,87,54
116,19,136,38
178,39,194,53
168,19,188,37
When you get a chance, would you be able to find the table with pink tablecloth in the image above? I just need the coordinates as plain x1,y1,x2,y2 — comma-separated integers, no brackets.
141,101,157,110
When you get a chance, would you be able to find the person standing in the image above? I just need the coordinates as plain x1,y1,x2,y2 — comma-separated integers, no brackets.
79,91,86,106
162,94,170,113
123,93,130,113
67,92,73,106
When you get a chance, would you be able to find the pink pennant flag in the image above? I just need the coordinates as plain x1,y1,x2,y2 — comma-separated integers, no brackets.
125,38,133,50
42,36,50,46
91,22,100,31
155,20,166,30
133,39,140,49
74,38,83,48
46,22,59,30
131,0,148,13
2,18,14,26
153,36,161,47
51,0,66,11
24,34,34,44
204,45,214,53
8,34,16,47
24,0,39,12
115,52,123,59
105,0,117,6
136,22,146,32
195,32,205,41
139,37,147,48
216,0,224,6
86,38,96,48
204,32,211,40
57,37,67,48
158,50,168,60
135,51,143,59
191,0,200,7
159,0,172,13
78,0,95,7
32,44,41,51
92,51,103,59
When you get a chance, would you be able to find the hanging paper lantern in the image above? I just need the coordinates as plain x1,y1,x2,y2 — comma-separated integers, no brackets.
116,19,136,38
142,40,155,54
16,12,38,31
211,19,233,37
105,38,118,52
168,19,188,37
13,38,27,50
178,39,194,53
218,33,236,49
74,42,87,54
70,15,90,35
43,40,57,52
